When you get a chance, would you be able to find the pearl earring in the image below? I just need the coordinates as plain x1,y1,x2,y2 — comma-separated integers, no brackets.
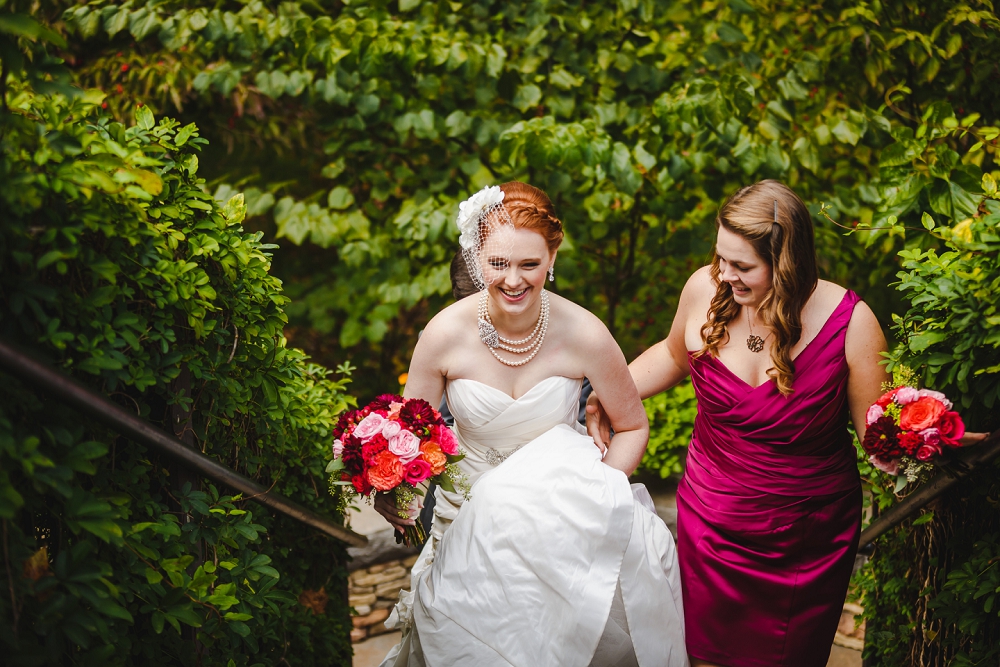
548,266,555,282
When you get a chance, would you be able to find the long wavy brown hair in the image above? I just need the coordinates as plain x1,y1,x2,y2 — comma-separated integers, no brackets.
696,180,818,395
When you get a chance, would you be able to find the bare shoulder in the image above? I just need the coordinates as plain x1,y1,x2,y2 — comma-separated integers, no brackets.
846,297,881,336
815,279,848,305
548,292,616,350
419,293,478,350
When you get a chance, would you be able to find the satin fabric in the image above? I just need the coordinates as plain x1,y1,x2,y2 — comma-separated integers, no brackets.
381,376,687,667
678,290,863,667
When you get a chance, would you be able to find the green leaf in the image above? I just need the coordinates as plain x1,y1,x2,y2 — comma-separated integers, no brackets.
327,187,355,210
135,106,156,132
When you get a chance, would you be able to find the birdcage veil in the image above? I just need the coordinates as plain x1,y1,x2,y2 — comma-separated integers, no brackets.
456,186,515,291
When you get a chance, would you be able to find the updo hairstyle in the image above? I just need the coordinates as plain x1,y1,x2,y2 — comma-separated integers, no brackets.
498,181,564,253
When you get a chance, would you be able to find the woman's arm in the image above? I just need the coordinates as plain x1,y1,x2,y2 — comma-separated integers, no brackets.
587,268,708,447
844,302,892,443
373,314,452,530
579,315,650,475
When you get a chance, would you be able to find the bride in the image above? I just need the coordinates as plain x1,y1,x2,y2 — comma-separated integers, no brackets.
376,182,686,667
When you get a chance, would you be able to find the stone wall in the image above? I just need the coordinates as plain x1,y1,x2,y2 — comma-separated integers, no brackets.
349,554,418,643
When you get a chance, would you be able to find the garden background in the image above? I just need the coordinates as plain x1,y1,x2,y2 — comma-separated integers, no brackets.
2,0,1000,664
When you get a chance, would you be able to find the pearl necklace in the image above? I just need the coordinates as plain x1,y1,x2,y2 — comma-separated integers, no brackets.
477,290,550,367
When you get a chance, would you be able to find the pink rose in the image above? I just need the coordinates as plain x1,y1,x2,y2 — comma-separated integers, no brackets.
936,411,965,446
353,412,386,441
921,428,941,446
332,439,344,458
382,420,402,440
388,429,421,463
894,386,920,405
916,441,943,462
866,404,884,425
868,455,899,476
404,458,433,485
917,389,953,410
431,424,460,456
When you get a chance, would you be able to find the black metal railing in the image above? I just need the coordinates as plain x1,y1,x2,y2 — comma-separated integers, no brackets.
0,340,367,548
859,430,1000,551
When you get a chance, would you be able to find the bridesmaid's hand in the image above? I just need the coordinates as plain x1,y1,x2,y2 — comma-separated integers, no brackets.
374,492,418,531
585,393,612,454
961,431,991,446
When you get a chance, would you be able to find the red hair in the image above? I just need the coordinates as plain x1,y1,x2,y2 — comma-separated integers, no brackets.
499,182,564,252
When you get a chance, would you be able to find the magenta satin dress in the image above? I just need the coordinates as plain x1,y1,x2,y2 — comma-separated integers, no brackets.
677,290,862,667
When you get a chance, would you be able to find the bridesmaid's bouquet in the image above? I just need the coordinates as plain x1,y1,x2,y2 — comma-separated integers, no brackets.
327,394,464,546
863,384,965,487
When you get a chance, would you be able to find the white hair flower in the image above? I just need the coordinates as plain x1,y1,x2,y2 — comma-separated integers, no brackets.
456,185,505,250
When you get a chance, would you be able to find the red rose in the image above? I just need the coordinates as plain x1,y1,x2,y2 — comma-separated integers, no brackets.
367,450,405,491
916,441,944,462
899,397,946,431
876,387,901,408
362,434,389,464
351,473,372,495
935,411,965,446
898,431,923,457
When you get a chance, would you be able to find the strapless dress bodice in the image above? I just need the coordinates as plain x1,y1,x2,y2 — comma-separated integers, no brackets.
446,375,586,452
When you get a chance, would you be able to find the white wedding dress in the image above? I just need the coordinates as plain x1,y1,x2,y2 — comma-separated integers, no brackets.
380,376,687,667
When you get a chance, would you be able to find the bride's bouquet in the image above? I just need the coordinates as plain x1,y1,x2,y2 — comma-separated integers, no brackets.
327,394,464,546
863,383,966,487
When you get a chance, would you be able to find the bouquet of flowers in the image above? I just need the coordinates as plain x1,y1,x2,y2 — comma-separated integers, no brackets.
863,385,966,487
327,394,464,546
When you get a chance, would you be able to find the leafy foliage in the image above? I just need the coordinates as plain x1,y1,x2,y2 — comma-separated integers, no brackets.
638,381,696,479
0,80,355,664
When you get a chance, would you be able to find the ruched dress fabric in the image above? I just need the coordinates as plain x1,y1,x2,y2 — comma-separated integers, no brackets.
678,290,863,667
381,376,687,667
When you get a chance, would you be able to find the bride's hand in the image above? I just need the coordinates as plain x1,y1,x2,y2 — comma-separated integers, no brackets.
585,393,612,454
374,492,418,532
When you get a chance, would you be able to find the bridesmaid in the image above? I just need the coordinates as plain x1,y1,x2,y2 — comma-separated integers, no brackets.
590,179,885,666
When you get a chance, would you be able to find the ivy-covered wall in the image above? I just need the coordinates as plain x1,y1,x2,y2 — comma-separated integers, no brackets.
0,81,356,664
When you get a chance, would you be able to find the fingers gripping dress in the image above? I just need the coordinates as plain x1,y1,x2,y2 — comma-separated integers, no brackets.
678,290,863,667
381,376,687,667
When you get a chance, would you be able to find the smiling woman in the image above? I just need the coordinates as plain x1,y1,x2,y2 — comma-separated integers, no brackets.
587,180,892,667
373,181,688,667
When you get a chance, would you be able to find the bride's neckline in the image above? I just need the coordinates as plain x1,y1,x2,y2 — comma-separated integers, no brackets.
448,375,580,402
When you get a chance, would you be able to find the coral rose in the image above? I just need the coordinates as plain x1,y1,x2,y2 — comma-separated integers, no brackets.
420,441,448,476
431,424,460,456
366,450,405,491
899,397,946,431
935,411,965,446
404,459,433,485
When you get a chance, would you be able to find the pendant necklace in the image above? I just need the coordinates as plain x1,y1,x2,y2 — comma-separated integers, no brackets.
746,307,766,353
